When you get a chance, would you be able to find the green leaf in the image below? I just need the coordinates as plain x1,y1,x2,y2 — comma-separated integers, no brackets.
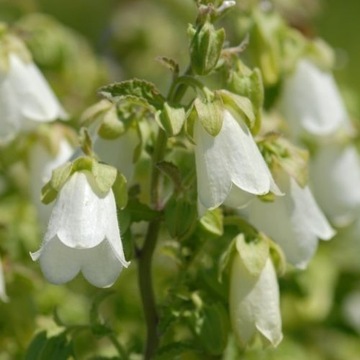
165,196,196,238
235,233,269,276
25,331,48,360
196,303,230,356
98,79,165,109
126,198,159,222
112,172,128,209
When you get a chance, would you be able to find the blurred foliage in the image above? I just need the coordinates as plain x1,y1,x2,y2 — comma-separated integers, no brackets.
0,0,359,359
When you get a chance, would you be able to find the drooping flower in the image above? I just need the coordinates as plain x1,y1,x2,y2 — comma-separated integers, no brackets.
31,170,129,288
229,252,282,347
279,59,351,138
0,258,8,302
195,110,281,213
310,142,360,226
0,53,67,142
246,171,334,269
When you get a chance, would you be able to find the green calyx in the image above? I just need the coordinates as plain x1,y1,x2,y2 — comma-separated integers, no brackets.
41,157,127,208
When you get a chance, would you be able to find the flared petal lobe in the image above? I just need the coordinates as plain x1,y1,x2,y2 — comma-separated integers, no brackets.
246,173,334,268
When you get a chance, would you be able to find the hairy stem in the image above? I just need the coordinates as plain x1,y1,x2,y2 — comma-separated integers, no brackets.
138,128,167,359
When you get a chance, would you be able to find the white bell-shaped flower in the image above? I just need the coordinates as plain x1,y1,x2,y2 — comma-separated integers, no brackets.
310,143,360,226
0,54,67,142
279,59,351,138
195,110,281,212
0,258,8,302
31,170,129,288
246,171,334,269
28,138,74,227
229,254,282,347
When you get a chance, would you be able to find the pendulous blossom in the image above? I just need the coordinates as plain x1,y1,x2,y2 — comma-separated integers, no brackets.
310,142,360,226
246,170,334,268
0,258,8,302
279,59,351,138
0,53,67,142
195,109,281,213
31,170,129,288
229,252,282,347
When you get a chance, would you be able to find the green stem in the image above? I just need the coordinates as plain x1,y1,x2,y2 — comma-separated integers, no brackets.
138,128,167,360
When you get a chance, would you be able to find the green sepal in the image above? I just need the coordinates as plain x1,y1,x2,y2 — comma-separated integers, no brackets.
200,208,224,236
91,161,118,194
304,38,335,72
157,102,186,137
235,232,269,276
189,21,225,76
219,90,255,130
112,172,128,209
269,237,287,276
258,134,309,187
41,161,73,204
80,99,113,128
98,79,165,109
193,91,224,136
227,62,264,134
165,196,197,239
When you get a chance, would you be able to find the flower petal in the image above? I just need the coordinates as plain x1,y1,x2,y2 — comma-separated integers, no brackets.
0,258,9,302
48,171,108,248
0,77,21,142
247,174,334,268
310,143,360,226
195,119,232,209
80,240,125,288
7,54,67,125
34,237,81,285
280,59,350,137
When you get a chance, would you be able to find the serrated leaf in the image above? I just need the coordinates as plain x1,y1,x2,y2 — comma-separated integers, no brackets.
235,233,269,276
99,79,165,109
156,56,179,76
